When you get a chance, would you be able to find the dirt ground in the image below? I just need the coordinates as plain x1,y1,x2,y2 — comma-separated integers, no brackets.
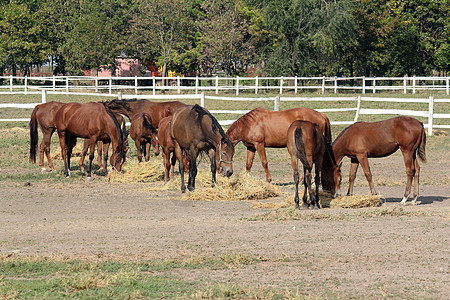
0,155,449,298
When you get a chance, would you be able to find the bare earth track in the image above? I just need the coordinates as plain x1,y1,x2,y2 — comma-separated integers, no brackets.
1,158,449,299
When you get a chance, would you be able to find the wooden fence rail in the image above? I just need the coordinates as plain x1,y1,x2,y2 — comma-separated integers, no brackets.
0,90,449,136
1,75,449,95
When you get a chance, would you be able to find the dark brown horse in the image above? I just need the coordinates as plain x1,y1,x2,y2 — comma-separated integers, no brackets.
226,107,332,182
29,101,65,171
171,104,235,192
79,114,128,173
332,116,426,205
158,116,189,182
130,113,159,163
287,120,341,209
55,102,127,178
106,98,186,126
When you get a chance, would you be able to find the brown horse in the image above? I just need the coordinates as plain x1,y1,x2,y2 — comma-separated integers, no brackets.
158,116,189,182
55,102,127,178
79,114,128,173
171,104,235,192
130,113,160,163
29,101,65,171
106,98,186,126
287,120,341,209
332,116,426,205
226,107,332,182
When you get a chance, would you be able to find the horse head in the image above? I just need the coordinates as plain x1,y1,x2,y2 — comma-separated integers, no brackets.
321,142,342,198
110,145,126,172
151,130,160,156
217,138,235,177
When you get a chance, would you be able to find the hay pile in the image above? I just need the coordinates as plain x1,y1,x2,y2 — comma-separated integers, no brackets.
254,190,382,209
51,143,84,159
180,170,281,201
107,160,165,183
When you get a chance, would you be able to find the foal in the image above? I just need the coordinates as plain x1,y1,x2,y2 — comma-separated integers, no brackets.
130,113,159,163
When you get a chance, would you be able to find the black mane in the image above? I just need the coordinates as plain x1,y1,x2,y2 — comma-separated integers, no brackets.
191,104,232,147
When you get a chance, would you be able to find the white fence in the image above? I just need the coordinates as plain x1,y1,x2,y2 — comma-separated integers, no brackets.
1,90,449,136
1,75,449,95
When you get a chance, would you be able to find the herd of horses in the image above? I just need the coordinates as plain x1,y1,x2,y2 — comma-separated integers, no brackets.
29,99,427,208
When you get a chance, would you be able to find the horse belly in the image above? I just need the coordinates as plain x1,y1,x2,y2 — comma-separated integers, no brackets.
367,141,399,158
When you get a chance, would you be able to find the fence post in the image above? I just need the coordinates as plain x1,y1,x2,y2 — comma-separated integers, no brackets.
177,76,181,94
294,76,298,94
24,76,28,95
95,77,98,93
195,76,199,95
446,78,449,95
413,76,416,94
403,76,407,94
362,76,366,94
41,89,47,103
353,96,361,122
9,75,13,92
152,76,156,95
108,77,112,94
215,76,219,95
255,76,258,94
236,76,239,96
279,76,283,94
373,78,376,94
117,92,122,100
65,76,69,95
52,75,56,92
322,76,325,94
200,92,205,107
334,77,337,94
274,96,280,111
428,96,434,136
135,76,138,94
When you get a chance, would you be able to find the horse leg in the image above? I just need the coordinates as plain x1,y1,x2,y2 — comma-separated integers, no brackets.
348,158,359,196
170,151,176,179
400,151,415,205
135,140,143,163
313,161,322,209
41,130,55,171
412,157,420,205
255,143,271,183
356,154,377,195
174,144,186,193
162,149,171,183
301,166,310,209
290,155,300,209
58,131,70,177
208,148,217,188
79,139,89,173
145,143,150,161
66,133,77,175
86,139,96,179
96,141,103,169
101,141,109,174
245,147,256,173
187,149,198,192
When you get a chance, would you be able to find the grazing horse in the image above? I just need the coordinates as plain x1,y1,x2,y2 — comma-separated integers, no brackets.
55,102,127,178
29,101,65,171
79,114,128,173
171,104,235,192
332,116,426,205
130,113,160,163
158,116,189,183
287,120,341,209
226,107,332,183
106,98,186,126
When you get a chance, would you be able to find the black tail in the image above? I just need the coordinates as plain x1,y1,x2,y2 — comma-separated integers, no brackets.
294,127,309,168
142,113,157,132
29,105,40,163
103,103,126,161
417,123,427,163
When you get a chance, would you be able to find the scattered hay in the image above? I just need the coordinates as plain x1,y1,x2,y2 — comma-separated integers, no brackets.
182,170,281,201
107,160,164,183
330,194,382,208
51,143,84,159
433,129,448,136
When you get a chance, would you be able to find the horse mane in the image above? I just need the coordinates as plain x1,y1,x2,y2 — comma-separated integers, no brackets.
226,108,260,141
102,103,126,160
141,113,157,132
191,104,232,147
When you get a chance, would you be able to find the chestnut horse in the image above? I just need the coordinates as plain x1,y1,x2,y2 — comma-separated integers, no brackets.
226,107,332,182
332,116,426,205
55,102,127,178
29,101,65,171
79,114,128,173
158,116,189,182
106,98,186,126
287,120,341,209
130,113,159,163
171,104,235,192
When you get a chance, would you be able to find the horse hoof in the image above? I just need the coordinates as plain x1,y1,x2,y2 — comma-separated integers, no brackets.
86,176,92,181
40,168,46,173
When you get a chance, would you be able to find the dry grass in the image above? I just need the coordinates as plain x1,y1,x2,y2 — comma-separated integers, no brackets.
107,159,165,183
51,143,84,159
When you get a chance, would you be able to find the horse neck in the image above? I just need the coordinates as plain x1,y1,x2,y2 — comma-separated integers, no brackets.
331,137,345,164
226,122,241,144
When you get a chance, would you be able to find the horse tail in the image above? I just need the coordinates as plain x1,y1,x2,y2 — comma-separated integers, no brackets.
103,103,125,159
294,127,309,168
29,105,40,163
142,113,156,132
417,123,427,163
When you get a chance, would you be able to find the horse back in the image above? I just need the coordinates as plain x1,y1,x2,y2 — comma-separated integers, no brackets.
287,120,325,167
